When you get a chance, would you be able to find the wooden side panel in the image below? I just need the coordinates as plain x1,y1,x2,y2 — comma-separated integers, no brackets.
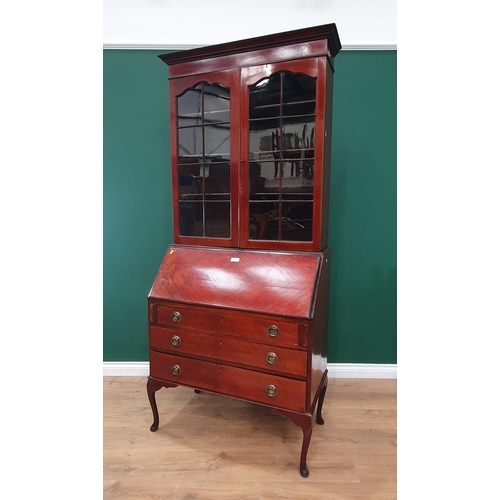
150,351,307,412
308,247,330,411
321,59,334,250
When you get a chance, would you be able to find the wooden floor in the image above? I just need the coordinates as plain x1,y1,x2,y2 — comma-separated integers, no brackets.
104,377,396,499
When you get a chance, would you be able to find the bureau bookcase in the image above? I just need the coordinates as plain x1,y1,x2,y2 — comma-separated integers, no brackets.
147,24,341,477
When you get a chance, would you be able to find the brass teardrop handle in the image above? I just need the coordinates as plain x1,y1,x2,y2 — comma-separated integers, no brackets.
171,364,181,375
171,335,181,346
266,352,278,364
267,325,279,337
266,385,277,397
172,311,182,322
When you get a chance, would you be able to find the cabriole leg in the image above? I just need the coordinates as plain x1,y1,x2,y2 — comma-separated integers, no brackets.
272,408,314,478
298,418,313,478
316,375,328,425
146,378,177,432
147,378,161,432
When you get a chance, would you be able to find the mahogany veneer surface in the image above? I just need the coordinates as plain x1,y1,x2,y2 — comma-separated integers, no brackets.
149,244,322,318
150,326,308,377
150,351,307,412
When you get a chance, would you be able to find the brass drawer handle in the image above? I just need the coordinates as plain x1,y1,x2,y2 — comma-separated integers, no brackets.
171,364,181,375
266,352,278,364
267,325,279,337
266,385,277,397
171,335,181,346
172,311,182,322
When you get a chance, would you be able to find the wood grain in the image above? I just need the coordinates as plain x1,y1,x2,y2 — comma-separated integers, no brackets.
150,326,308,377
149,351,307,412
104,377,396,499
148,246,322,318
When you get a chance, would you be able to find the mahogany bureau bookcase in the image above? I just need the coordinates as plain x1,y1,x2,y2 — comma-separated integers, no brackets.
147,24,341,478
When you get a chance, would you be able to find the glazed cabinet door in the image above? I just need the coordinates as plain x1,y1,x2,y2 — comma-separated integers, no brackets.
239,58,328,252
170,70,240,247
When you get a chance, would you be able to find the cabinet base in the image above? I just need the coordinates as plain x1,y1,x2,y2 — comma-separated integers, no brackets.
146,370,328,477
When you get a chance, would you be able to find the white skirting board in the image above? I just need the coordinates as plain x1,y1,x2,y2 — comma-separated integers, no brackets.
103,362,396,379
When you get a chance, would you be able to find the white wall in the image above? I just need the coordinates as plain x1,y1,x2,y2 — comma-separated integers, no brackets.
103,0,396,49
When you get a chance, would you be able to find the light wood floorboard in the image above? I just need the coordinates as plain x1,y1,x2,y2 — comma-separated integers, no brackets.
104,377,396,499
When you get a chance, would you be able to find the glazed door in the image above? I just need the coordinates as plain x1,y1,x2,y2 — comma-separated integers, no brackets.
239,59,328,251
170,70,240,247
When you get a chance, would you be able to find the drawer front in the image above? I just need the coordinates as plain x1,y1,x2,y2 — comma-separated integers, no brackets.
150,350,306,412
221,313,302,346
150,326,307,378
156,304,222,332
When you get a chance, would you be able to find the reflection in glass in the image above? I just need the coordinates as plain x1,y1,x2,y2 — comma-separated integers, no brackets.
205,158,230,196
205,201,230,238
249,121,280,161
249,161,279,200
282,73,316,104
204,125,230,160
280,202,313,241
178,126,202,158
178,85,202,126
248,71,316,242
204,84,230,123
179,200,202,237
249,75,281,119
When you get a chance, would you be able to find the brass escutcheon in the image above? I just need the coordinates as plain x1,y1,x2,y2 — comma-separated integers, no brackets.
171,335,181,346
267,325,279,337
266,352,278,364
266,385,277,397
172,311,182,322
171,364,181,375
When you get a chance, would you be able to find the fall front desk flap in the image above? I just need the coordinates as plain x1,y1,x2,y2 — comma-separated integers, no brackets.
149,245,323,319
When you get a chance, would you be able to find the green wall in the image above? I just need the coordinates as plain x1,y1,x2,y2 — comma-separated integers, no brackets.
103,49,396,363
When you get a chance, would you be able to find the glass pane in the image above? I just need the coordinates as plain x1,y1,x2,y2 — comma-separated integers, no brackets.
249,201,279,240
179,200,203,237
282,187,313,202
205,201,230,238
179,160,202,197
204,124,230,161
178,126,203,159
249,120,281,159
205,159,230,195
282,120,315,176
246,71,317,244
203,83,230,123
249,160,280,201
281,158,314,182
280,202,313,241
177,81,232,240
282,73,316,104
283,101,315,117
249,74,281,119
279,158,315,182
178,85,202,126
179,161,201,179
282,116,315,137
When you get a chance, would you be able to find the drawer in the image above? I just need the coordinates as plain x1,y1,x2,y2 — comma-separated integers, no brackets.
155,304,222,332
150,326,307,378
221,313,304,347
150,350,307,413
